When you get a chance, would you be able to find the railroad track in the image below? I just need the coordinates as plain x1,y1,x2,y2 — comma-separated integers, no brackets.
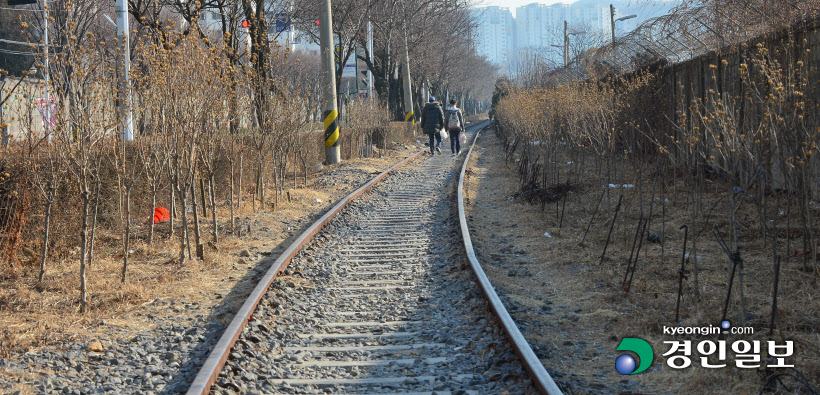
188,121,561,394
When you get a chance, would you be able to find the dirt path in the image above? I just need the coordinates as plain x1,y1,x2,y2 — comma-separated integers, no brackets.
463,130,658,394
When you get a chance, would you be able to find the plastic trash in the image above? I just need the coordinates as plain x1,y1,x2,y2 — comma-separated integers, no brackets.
459,132,467,145
543,232,552,238
314,198,322,203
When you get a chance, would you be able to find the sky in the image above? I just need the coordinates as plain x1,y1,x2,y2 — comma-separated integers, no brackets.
475,0,678,17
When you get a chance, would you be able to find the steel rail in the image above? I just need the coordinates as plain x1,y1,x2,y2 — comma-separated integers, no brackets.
457,123,564,395
186,147,426,395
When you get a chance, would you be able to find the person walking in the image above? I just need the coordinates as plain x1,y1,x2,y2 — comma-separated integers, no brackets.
420,96,444,155
445,99,464,155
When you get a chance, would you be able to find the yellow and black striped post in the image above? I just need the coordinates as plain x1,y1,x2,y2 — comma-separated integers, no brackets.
323,110,339,148
319,0,340,164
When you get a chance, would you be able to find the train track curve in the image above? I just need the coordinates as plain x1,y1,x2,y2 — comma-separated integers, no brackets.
187,121,562,394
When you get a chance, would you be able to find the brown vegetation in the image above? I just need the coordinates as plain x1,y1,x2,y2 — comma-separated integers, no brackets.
491,2,820,392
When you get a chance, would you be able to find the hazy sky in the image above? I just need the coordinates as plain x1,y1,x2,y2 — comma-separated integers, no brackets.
475,0,676,17
476,0,563,15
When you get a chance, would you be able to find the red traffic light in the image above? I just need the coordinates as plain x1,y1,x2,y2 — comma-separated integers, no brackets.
315,20,320,25
241,20,249,28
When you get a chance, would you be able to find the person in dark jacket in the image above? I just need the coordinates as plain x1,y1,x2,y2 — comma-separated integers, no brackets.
419,96,444,155
444,99,464,155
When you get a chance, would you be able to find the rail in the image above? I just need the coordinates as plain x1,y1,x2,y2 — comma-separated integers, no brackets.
457,123,563,395
186,147,426,394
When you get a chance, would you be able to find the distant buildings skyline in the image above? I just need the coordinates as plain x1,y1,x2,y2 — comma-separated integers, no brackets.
471,1,675,75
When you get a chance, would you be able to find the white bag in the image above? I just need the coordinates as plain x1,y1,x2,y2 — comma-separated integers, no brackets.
439,128,448,141
459,132,467,145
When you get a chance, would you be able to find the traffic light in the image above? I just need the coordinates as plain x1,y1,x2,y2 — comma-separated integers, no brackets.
315,20,320,26
241,20,249,28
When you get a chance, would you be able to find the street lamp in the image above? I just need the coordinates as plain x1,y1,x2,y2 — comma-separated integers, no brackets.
561,20,586,67
610,4,637,43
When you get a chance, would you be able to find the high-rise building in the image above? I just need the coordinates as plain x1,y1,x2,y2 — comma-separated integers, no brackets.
514,3,568,66
470,7,515,74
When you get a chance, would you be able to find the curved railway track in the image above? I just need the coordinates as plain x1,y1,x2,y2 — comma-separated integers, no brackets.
187,121,562,394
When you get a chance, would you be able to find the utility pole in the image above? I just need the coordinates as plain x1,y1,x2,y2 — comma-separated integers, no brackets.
610,4,616,44
610,7,637,44
288,0,295,52
42,0,51,143
421,82,427,110
563,20,569,67
401,27,413,124
319,0,340,164
116,0,133,141
366,20,374,101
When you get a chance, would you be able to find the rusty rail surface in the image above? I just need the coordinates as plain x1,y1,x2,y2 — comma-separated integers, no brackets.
457,123,564,395
186,148,425,395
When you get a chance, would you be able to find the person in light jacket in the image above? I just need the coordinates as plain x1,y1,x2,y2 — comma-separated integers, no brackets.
444,99,464,155
419,96,444,155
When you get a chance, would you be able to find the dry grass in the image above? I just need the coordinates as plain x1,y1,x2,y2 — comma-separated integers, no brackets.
0,145,416,360
464,130,819,394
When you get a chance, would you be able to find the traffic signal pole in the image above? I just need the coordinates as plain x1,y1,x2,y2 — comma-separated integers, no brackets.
320,0,340,164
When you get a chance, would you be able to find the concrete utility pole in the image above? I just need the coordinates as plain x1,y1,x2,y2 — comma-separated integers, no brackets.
319,0,340,164
421,82,427,110
610,5,637,44
401,27,413,125
366,20,374,100
563,20,569,67
610,4,616,44
42,0,51,143
116,0,134,141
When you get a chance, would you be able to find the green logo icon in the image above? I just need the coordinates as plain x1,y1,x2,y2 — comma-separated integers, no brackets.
615,338,654,374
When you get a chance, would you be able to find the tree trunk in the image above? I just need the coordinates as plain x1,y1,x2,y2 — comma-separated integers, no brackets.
177,190,190,263
121,183,131,283
302,156,308,187
190,182,204,260
229,159,235,234
200,178,208,217
237,154,243,209
149,188,156,245
169,184,175,238
39,199,53,282
88,179,101,270
79,187,90,313
209,174,218,244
